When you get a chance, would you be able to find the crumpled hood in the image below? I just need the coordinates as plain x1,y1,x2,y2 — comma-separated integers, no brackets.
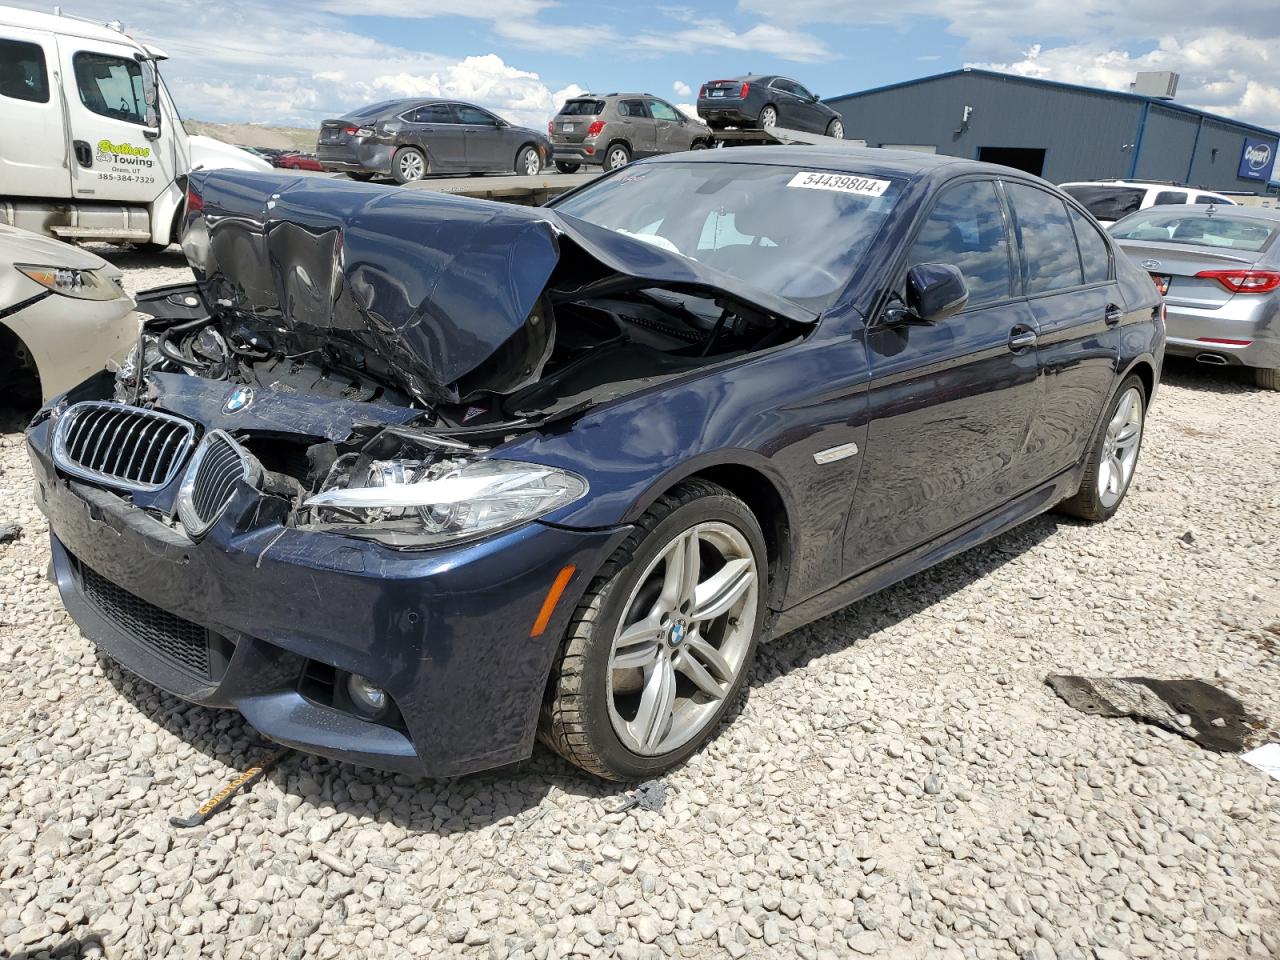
182,169,813,404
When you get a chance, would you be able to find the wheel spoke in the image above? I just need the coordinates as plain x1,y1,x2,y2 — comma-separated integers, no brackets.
691,557,754,622
1114,423,1140,446
674,646,727,699
612,620,661,670
684,635,733,682
633,659,677,751
1108,454,1124,493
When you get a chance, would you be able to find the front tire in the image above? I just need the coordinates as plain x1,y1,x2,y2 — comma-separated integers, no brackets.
826,118,844,139
539,480,767,781
1255,367,1280,390
555,161,580,173
1057,375,1147,522
347,171,375,182
603,143,631,172
516,145,541,176
392,147,427,183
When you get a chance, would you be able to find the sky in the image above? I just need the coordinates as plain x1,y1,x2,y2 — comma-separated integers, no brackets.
13,0,1280,132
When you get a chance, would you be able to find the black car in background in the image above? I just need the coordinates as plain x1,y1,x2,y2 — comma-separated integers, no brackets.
697,75,844,138
316,99,550,183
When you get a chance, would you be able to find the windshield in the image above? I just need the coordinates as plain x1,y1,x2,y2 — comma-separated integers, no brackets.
1061,185,1145,221
344,100,401,119
550,161,903,311
1111,211,1279,253
559,99,604,116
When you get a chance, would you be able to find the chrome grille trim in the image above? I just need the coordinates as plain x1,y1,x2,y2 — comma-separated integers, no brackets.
52,402,196,491
176,430,252,538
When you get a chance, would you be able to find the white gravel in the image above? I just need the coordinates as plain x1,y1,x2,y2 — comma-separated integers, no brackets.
1,246,1278,960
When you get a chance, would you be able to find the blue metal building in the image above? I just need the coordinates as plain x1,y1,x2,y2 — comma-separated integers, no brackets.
824,69,1279,192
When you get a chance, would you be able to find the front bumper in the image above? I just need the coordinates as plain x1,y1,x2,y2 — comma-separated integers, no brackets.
28,418,625,778
1163,304,1279,369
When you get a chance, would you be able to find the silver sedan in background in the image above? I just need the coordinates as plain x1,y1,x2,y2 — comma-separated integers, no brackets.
1111,205,1280,389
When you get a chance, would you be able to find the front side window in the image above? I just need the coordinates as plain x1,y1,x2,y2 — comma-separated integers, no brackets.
1007,183,1084,294
454,104,497,125
0,38,49,103
904,180,1013,307
72,51,145,123
551,161,903,311
1068,207,1111,284
1195,193,1229,204
647,100,680,122
1152,190,1188,206
791,81,815,100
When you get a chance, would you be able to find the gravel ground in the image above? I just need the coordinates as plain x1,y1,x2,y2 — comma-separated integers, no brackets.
1,247,1278,960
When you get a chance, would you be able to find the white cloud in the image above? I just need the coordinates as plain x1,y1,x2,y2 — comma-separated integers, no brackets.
738,0,1280,128
673,80,692,96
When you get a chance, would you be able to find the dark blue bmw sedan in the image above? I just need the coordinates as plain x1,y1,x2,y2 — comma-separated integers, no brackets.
26,147,1164,781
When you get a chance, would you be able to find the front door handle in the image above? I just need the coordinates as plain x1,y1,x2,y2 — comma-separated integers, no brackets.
1105,303,1123,326
1008,326,1038,352
72,140,92,168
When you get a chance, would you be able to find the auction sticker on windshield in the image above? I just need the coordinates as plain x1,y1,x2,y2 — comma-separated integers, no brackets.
788,172,890,196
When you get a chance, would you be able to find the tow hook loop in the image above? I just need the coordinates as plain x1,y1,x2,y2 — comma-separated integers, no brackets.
169,748,291,828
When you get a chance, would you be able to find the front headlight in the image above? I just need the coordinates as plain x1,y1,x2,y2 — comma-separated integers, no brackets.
16,264,124,301
306,457,587,546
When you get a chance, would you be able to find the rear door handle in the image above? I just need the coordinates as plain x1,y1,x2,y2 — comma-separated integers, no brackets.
1008,326,1038,351
1105,303,1123,326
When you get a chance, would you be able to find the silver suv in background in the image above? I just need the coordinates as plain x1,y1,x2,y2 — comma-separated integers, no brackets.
317,99,550,183
1059,180,1236,225
549,94,710,173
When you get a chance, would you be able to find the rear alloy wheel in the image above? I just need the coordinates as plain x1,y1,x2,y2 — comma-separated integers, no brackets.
759,105,778,129
392,147,427,184
827,119,844,140
1057,375,1146,522
555,161,581,174
516,146,541,176
604,143,631,172
539,480,767,780
1255,367,1280,391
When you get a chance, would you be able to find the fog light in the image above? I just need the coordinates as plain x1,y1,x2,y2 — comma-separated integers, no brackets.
347,673,388,717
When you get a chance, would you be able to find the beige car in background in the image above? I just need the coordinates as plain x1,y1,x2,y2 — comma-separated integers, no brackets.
0,225,136,404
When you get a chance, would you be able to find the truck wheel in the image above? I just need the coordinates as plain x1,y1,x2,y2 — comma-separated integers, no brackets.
555,161,580,174
392,147,427,183
539,479,767,781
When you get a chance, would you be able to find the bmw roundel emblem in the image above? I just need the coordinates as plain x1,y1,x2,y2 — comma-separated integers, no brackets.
222,385,254,414
670,622,686,645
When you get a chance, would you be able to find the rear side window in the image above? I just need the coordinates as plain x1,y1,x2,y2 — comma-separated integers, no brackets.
619,99,648,118
1068,207,1111,284
72,51,146,124
1060,185,1145,221
1195,193,1229,204
1152,190,1188,206
905,179,1013,307
1007,183,1084,294
0,38,49,103
559,99,603,116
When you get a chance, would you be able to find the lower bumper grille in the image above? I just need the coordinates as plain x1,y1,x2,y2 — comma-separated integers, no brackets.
77,559,212,679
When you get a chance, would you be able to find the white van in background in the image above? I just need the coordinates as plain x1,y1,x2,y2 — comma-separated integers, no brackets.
1058,179,1237,226
0,5,269,248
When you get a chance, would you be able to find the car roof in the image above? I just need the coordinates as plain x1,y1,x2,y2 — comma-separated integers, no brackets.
1118,203,1280,222
645,144,1014,181
1061,180,1230,194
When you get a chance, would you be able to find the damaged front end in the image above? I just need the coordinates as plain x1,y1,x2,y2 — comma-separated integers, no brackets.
26,169,811,775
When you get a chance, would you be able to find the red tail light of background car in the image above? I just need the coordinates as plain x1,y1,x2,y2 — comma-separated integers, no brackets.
1195,269,1280,294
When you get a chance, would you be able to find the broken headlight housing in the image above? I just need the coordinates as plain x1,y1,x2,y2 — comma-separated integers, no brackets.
306,452,587,547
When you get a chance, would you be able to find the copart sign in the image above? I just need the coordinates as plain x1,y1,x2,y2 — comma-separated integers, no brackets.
1238,137,1276,182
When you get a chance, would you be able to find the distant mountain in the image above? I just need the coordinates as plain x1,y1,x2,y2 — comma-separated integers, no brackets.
184,120,316,152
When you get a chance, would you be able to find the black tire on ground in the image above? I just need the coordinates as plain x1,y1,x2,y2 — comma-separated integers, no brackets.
347,171,375,182
391,147,427,184
555,161,581,174
538,479,768,781
516,145,541,176
826,118,844,139
1057,374,1147,522
1255,367,1280,390
690,140,707,150
603,143,631,172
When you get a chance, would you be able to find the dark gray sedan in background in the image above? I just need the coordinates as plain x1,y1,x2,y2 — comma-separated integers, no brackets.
316,99,550,183
1110,205,1280,389
697,75,844,138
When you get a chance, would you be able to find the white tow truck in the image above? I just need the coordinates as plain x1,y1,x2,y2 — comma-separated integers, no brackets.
0,5,270,248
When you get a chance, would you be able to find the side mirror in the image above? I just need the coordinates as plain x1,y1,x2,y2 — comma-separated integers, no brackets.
895,263,968,324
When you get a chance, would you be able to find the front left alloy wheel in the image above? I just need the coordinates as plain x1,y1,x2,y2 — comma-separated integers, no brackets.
539,480,767,780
